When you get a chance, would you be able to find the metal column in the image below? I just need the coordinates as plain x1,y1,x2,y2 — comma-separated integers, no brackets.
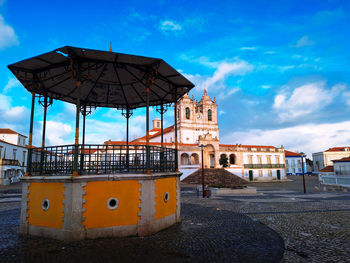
72,90,81,176
174,99,179,172
39,96,48,175
26,92,36,176
145,87,151,174
80,105,87,173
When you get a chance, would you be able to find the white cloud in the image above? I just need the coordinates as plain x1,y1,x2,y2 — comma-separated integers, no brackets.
204,60,253,89
294,36,314,48
261,85,271,89
217,87,240,100
0,94,29,122
273,82,343,122
0,15,19,49
221,121,350,158
240,46,256,50
4,77,21,93
159,20,182,34
39,121,73,146
219,110,226,115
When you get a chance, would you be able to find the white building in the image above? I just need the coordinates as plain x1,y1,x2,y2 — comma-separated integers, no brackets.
107,90,286,181
0,129,28,185
313,147,350,172
333,157,350,175
285,150,308,175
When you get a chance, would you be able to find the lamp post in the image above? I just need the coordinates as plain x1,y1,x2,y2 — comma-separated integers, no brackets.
199,144,206,198
300,152,306,194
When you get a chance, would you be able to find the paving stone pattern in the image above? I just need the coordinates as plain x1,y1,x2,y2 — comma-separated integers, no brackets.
1,176,350,262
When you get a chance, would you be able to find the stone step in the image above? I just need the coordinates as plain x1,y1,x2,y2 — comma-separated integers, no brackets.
182,168,248,188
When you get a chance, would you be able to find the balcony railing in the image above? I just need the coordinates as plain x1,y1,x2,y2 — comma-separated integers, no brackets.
244,164,285,169
30,144,176,176
0,159,21,166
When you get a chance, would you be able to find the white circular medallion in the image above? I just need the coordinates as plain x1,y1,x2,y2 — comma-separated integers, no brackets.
107,197,119,210
41,198,50,211
164,192,169,203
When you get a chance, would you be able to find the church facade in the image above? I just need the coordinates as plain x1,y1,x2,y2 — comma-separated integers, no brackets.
107,90,286,181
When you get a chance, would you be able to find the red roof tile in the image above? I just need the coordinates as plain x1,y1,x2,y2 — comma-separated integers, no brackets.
104,140,198,147
319,166,334,172
333,157,350,162
285,150,303,157
133,125,174,141
325,147,350,152
0,128,27,137
220,144,276,149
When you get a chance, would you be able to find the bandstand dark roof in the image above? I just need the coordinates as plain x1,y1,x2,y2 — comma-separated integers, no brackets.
7,46,195,109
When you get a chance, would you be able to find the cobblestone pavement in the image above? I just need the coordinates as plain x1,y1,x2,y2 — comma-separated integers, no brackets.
1,177,349,262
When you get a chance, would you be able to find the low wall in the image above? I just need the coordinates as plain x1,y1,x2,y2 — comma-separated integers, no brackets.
20,172,181,241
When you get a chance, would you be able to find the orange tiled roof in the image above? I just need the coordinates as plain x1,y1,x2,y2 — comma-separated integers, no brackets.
220,144,276,149
67,149,101,154
104,140,198,147
319,166,334,172
0,128,27,137
134,125,174,141
333,157,350,162
285,150,302,157
325,147,350,152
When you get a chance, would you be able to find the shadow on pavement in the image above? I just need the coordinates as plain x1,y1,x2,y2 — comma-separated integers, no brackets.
0,203,284,263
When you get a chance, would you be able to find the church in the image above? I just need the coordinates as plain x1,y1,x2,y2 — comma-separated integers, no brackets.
106,89,286,181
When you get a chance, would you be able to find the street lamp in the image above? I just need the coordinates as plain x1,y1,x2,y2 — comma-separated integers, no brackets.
199,144,206,198
300,152,306,194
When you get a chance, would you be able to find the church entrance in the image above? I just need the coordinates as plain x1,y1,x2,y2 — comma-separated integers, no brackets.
210,154,215,168
204,144,215,168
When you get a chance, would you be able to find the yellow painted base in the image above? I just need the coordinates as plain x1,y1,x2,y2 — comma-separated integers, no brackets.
155,177,177,220
21,173,181,240
82,180,141,229
27,182,65,229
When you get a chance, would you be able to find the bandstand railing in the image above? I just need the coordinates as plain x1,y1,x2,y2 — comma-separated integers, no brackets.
30,144,176,176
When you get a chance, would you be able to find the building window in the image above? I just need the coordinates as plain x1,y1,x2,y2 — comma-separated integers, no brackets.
191,153,199,165
268,170,272,176
259,170,263,177
257,155,262,164
181,153,191,165
229,154,235,165
22,151,26,166
208,109,212,121
0,146,2,159
13,149,17,160
248,155,253,164
275,155,280,164
185,107,190,119
286,159,288,165
267,155,271,164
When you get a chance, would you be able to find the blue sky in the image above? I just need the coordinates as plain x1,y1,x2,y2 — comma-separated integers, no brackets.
1,0,350,156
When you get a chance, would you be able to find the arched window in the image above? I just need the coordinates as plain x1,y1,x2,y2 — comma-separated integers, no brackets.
191,153,199,165
229,154,235,165
181,153,191,165
208,109,212,121
185,107,190,119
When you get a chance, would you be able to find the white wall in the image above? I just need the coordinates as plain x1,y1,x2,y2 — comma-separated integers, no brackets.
334,162,350,175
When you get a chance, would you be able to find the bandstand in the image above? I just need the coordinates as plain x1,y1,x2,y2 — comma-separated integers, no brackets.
8,46,194,240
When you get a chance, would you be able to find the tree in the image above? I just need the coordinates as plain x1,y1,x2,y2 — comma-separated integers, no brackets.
219,154,228,168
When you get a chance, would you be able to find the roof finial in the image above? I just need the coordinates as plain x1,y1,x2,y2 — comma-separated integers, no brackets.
109,42,113,52
204,87,207,94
